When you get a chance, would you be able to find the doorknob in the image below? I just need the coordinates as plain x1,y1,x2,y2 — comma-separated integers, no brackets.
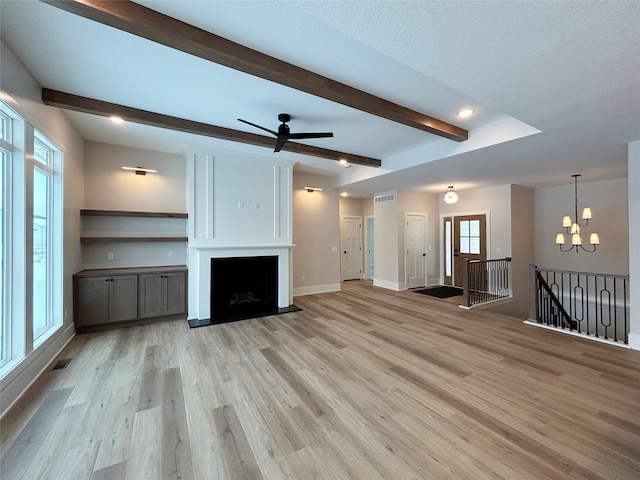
344,251,347,254
422,253,426,257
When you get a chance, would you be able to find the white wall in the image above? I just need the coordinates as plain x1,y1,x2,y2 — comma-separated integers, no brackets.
1,39,84,416
628,141,640,350
535,178,629,274
373,190,400,289
82,142,187,269
293,173,341,295
397,190,440,286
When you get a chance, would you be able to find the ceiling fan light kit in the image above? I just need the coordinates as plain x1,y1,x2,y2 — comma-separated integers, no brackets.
238,113,333,153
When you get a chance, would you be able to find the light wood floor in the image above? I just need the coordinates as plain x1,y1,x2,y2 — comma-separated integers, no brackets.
2,280,640,480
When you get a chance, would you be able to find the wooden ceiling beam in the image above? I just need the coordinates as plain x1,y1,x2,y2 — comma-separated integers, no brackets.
42,88,382,167
43,0,468,142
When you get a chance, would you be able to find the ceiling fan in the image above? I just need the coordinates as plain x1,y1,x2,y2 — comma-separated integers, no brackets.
238,113,333,152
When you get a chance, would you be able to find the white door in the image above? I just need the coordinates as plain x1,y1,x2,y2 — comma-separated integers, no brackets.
406,214,427,289
341,216,362,280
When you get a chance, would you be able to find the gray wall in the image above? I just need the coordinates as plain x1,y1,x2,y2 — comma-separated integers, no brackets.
628,141,640,350
292,172,341,294
440,184,512,260
493,185,535,318
83,142,187,269
535,178,629,274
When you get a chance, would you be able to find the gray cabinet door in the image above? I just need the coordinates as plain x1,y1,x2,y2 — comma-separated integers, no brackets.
138,274,166,319
109,275,138,322
165,272,186,315
77,277,110,326
138,272,186,318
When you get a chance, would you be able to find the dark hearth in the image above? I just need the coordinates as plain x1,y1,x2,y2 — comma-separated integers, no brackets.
210,256,278,322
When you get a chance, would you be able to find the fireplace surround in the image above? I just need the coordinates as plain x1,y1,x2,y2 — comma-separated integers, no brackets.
186,148,298,327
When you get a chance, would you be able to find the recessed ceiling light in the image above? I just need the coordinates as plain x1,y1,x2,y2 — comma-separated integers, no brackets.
340,192,348,197
457,109,475,118
339,159,351,168
110,116,124,124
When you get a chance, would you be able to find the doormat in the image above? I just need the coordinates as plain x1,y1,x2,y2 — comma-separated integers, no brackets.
413,286,463,298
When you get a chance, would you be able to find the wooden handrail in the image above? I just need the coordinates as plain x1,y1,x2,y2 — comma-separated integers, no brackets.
535,271,576,329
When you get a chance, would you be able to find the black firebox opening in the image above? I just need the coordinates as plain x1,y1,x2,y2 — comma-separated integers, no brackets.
210,256,278,322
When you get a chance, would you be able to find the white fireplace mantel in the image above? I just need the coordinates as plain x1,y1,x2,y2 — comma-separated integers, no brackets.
186,146,296,320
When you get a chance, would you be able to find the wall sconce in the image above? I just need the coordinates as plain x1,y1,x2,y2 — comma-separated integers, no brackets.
304,186,323,193
443,185,458,204
122,166,158,175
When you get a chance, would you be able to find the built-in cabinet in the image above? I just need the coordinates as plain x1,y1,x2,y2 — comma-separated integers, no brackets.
73,266,187,331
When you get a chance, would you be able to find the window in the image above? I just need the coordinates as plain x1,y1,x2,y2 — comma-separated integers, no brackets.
0,101,63,376
32,136,55,340
0,110,10,366
459,219,481,255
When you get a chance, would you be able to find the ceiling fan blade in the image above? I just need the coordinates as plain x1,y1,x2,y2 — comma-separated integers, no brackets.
274,136,288,152
289,132,334,140
238,118,278,136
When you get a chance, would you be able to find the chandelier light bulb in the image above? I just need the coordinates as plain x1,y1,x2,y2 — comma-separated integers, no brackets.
582,207,592,220
443,186,458,205
555,233,565,245
562,216,572,228
572,233,582,245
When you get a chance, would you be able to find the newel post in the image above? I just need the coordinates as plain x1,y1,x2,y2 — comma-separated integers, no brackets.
528,264,538,322
462,259,471,307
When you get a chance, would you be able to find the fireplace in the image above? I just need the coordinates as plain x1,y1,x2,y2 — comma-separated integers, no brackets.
210,256,278,322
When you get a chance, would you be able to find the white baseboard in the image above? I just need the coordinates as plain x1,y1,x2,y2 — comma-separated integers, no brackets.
427,278,440,287
373,278,403,291
0,323,76,419
524,320,631,349
293,283,341,297
629,333,640,351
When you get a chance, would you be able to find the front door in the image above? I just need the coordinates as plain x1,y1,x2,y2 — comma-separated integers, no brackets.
341,216,362,280
406,214,427,289
453,215,486,287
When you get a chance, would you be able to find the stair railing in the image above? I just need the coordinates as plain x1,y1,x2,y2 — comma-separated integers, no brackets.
529,265,629,344
462,257,512,307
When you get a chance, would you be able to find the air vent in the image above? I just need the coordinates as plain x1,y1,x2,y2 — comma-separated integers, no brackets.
374,193,396,203
52,358,73,370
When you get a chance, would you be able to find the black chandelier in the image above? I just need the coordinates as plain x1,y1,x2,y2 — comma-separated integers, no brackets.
555,174,599,253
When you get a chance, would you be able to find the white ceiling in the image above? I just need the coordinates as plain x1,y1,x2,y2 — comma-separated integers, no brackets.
1,1,638,197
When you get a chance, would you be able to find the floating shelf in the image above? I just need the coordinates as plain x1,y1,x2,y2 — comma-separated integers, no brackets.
81,237,188,244
81,209,188,219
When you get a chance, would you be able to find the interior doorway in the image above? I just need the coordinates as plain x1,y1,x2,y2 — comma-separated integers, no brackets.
443,214,487,287
340,215,362,280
